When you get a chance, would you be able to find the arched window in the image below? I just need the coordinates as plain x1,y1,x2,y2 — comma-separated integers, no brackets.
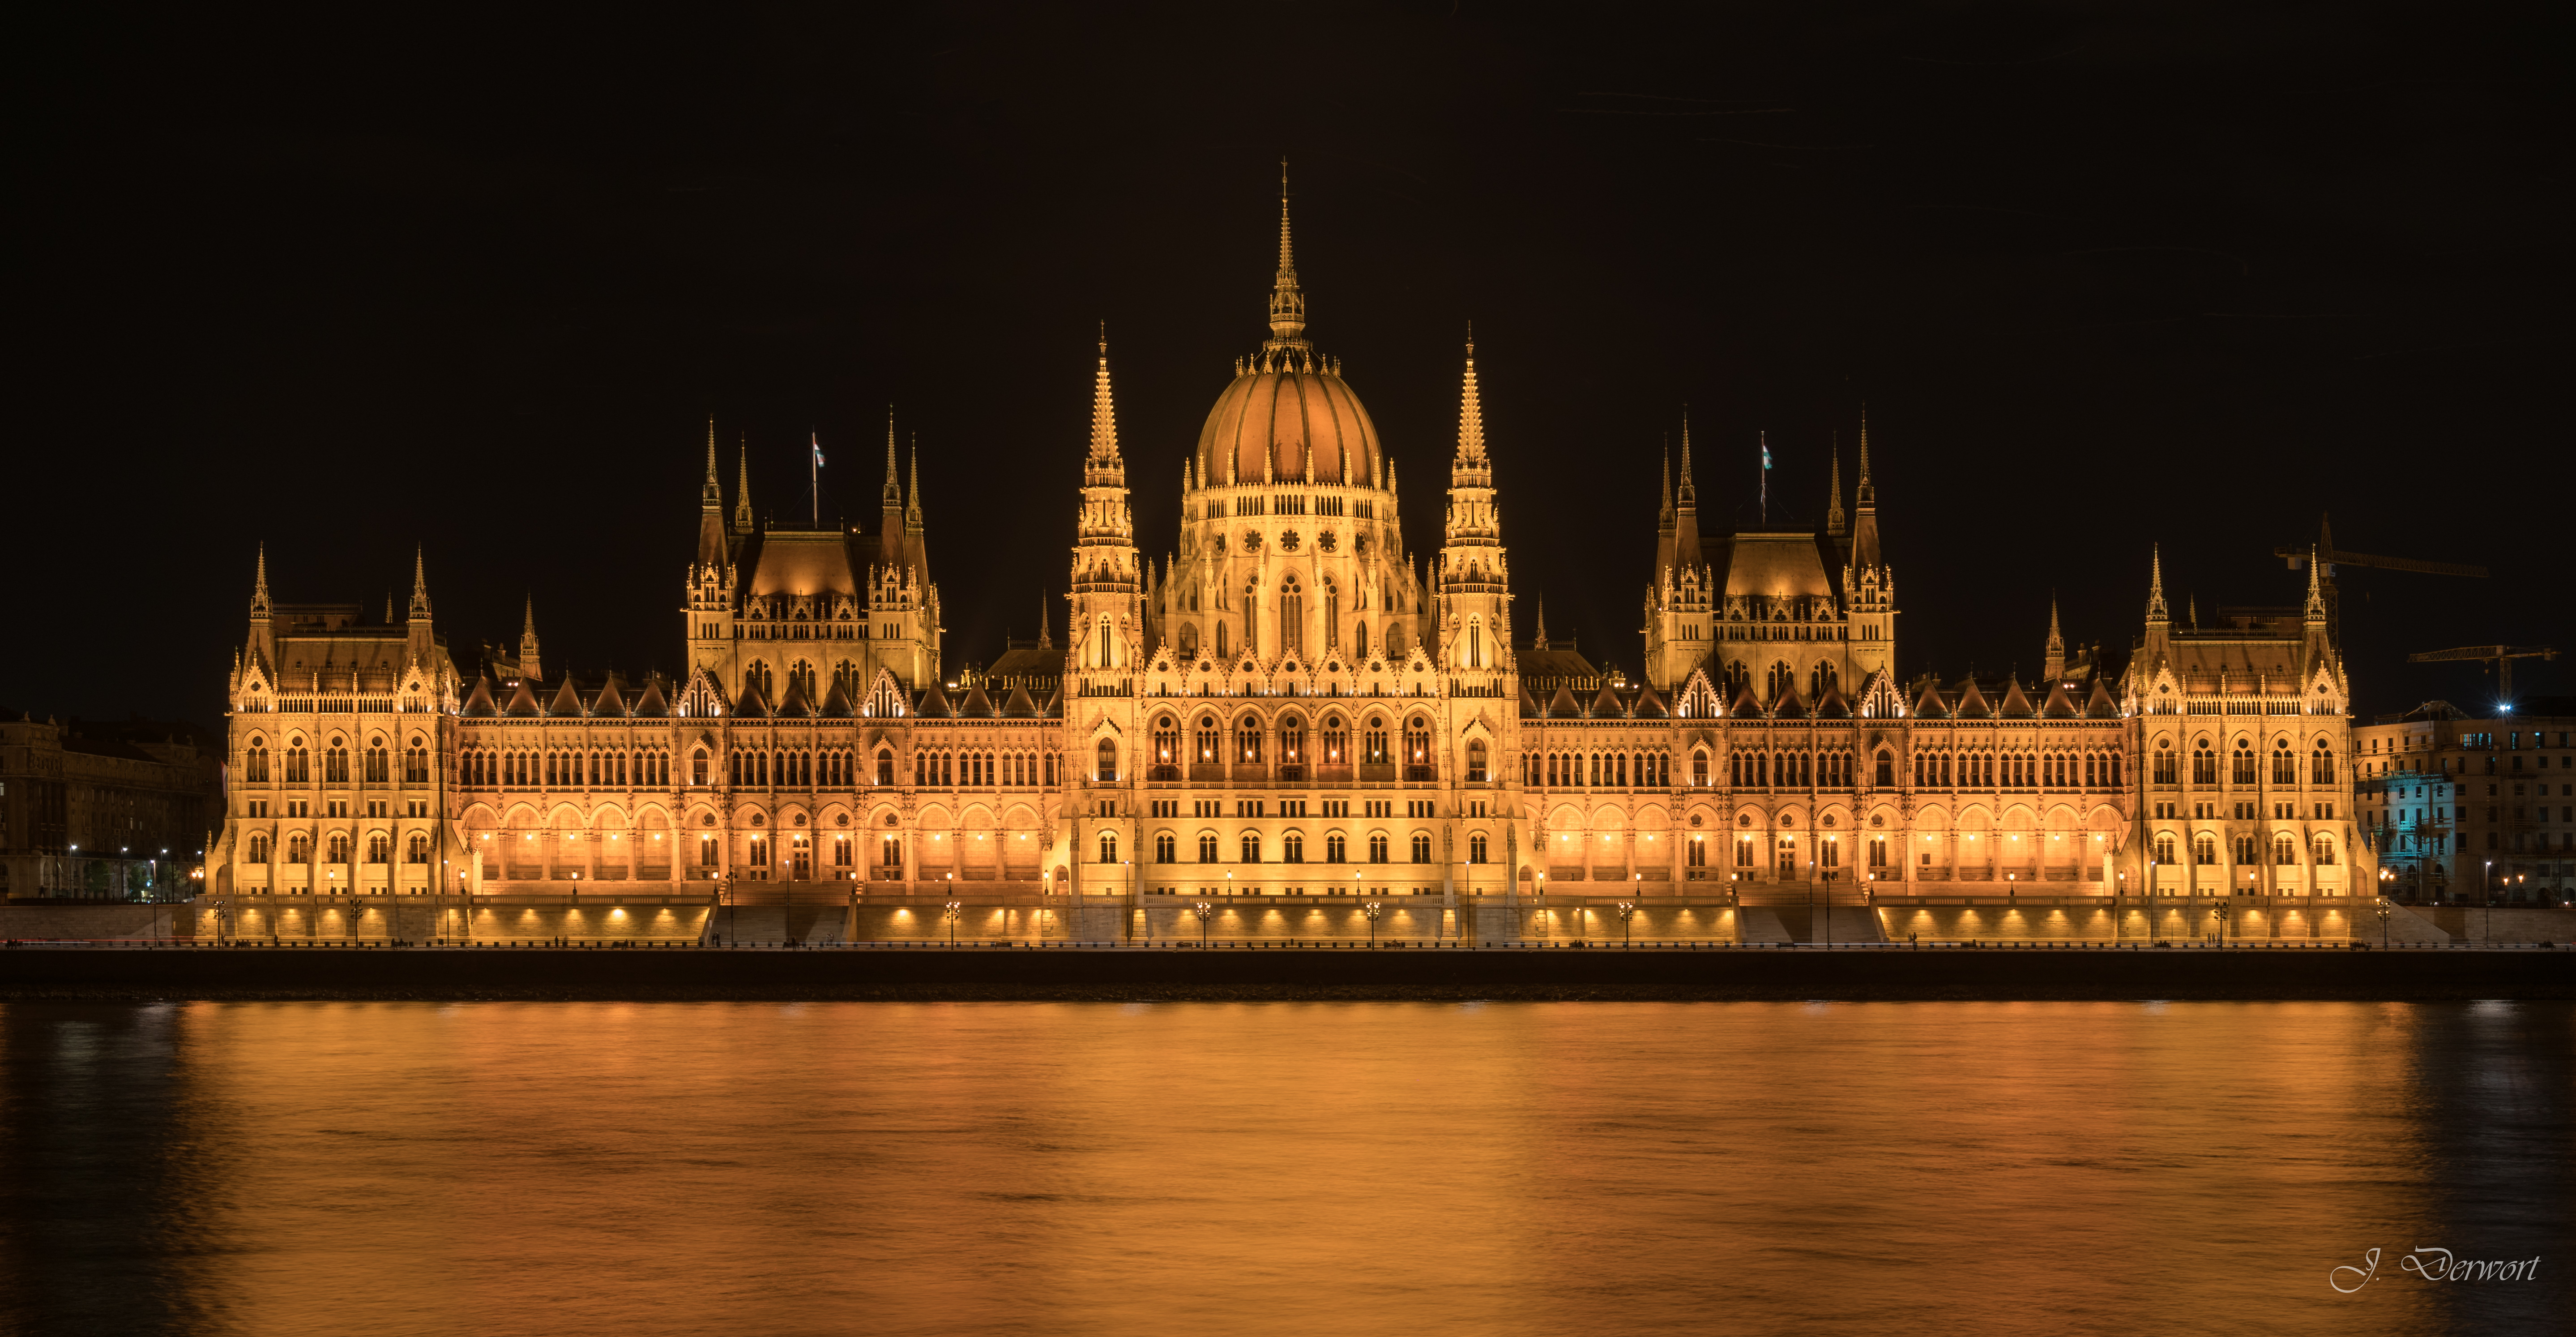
2193,834,2217,865
1095,738,1118,782
2192,742,2217,786
247,737,271,783
405,833,428,864
1369,833,1389,863
286,737,309,783
692,749,710,786
1410,833,1432,863
2274,833,2298,865
1322,716,1347,763
2311,742,2335,785
1875,749,1895,788
2231,741,2256,786
1155,833,1176,863
2312,834,2336,865
1466,618,1482,668
2153,834,2175,864
1198,833,1219,863
1241,832,1262,863
326,833,350,864
1152,717,1179,775
247,832,271,863
1326,832,1346,862
1364,717,1389,765
287,832,310,864
325,738,350,783
1354,621,1368,657
1279,575,1303,656
364,737,389,783
1283,832,1304,863
1323,577,1339,650
1279,715,1307,767
2272,739,2295,786
1098,832,1118,864
1467,739,1488,783
1196,716,1221,763
1469,832,1488,863
1688,836,1706,868
1403,717,1433,780
2233,834,2257,865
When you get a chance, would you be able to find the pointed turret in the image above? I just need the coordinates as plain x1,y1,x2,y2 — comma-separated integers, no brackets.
696,422,731,569
519,596,543,683
250,543,272,617
2304,544,2326,622
733,438,754,534
408,545,431,621
1671,411,1702,572
1455,324,1487,465
2043,596,2065,682
1849,406,1882,571
2146,544,2170,624
1038,591,1053,649
1825,436,1845,538
701,418,722,508
1532,597,1550,651
1435,331,1510,671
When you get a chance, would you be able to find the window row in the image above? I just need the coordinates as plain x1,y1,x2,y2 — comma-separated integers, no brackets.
1137,830,1475,865
244,733,430,785
2149,831,2341,866
463,747,672,789
1526,751,1672,788
243,831,431,865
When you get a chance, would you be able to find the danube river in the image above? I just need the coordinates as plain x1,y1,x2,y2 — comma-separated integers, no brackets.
4,1001,2567,1336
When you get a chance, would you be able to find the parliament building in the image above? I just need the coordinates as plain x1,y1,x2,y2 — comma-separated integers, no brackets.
204,192,2376,943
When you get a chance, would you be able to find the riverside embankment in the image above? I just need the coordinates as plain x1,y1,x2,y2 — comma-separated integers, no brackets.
1,942,2566,1002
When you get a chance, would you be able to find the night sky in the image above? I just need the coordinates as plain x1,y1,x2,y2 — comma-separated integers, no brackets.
20,3,2569,731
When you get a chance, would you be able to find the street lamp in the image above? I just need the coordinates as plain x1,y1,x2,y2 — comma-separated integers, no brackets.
1820,869,1839,947
2375,899,2392,950
1192,900,1214,947
1362,900,1383,947
943,900,962,947
2211,900,2230,950
1616,900,1636,947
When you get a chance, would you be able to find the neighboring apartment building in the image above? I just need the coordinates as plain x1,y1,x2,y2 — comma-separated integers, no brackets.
2354,697,2575,904
0,711,224,899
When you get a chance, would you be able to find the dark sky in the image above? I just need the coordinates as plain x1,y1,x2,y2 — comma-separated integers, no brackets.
20,2,2571,730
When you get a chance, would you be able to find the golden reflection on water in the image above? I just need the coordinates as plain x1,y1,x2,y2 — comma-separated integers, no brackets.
4,1001,2568,1337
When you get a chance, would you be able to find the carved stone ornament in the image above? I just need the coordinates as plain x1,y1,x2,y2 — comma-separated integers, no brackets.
1242,530,1263,551
1318,530,1338,553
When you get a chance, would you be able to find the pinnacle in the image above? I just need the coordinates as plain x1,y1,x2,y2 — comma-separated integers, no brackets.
1454,331,1487,463
1090,330,1120,461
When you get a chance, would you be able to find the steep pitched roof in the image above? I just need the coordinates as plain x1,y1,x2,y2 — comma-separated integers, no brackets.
958,683,996,719
915,681,955,719
591,675,629,717
1910,678,1948,719
632,678,671,718
461,674,499,717
2039,678,2080,719
1590,682,1628,718
1997,677,2036,719
1953,679,1991,719
2085,677,2119,719
1548,684,1584,719
1632,684,1670,719
1002,684,1038,718
502,678,543,718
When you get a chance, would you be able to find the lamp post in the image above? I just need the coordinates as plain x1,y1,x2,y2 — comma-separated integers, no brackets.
2375,899,2392,950
2211,900,2230,950
1193,900,1214,947
1820,869,1839,947
2115,870,2126,946
1362,900,1383,947
943,899,961,947
1615,900,1636,947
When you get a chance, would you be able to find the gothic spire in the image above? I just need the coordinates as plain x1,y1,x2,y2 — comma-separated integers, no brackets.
251,543,271,616
701,418,722,509
1826,434,1846,538
408,544,431,621
734,437,753,532
1855,403,1875,506
1676,411,1697,509
1532,597,1550,650
1090,325,1120,462
519,596,542,681
2043,594,2064,680
2304,545,2327,622
906,438,924,528
882,408,901,507
1455,325,1487,463
1659,438,1674,527
1265,159,1308,349
1038,591,1053,648
2146,544,2170,624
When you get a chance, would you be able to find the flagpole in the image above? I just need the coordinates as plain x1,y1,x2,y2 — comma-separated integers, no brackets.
1760,430,1768,526
811,432,820,528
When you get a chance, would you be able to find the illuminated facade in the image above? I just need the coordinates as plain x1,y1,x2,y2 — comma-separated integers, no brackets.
204,190,2376,941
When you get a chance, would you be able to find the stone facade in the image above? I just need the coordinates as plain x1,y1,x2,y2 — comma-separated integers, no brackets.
0,712,219,901
203,189,2378,942
2354,698,2575,904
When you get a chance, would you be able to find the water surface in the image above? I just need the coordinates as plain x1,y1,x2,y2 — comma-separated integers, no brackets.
4,1001,2567,1336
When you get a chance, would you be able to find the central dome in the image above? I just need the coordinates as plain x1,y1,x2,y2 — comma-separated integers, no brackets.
1195,367,1383,489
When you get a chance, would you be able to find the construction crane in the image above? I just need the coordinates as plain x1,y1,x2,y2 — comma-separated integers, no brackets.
2406,646,2559,703
2274,513,2488,644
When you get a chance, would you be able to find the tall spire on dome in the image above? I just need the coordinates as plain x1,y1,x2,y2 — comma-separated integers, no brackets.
734,437,754,533
1265,159,1308,351
1454,324,1487,463
2146,544,2170,624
